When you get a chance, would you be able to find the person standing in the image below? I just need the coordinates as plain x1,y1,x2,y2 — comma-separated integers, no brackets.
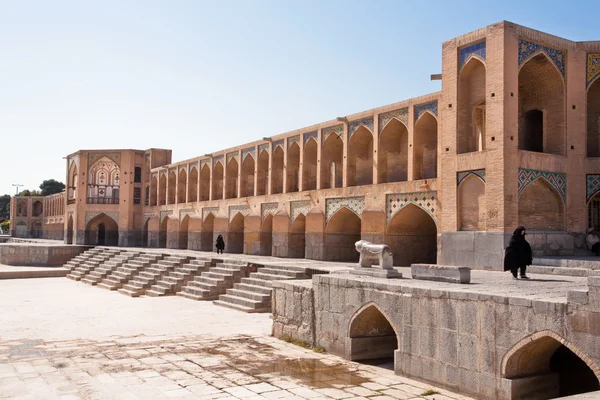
215,234,225,254
504,226,532,280
586,228,600,256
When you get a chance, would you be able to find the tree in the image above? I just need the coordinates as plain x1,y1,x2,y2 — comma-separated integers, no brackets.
0,195,9,220
18,189,41,196
40,179,65,196
0,220,9,234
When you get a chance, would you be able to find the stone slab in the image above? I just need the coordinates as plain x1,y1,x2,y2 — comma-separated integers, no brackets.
411,264,471,284
0,244,89,266
350,267,402,279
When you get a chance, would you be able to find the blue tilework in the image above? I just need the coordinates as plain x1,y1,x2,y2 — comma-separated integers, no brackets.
348,117,374,138
587,175,600,202
273,140,284,151
457,169,486,185
213,155,224,168
414,101,438,121
518,39,565,76
258,143,270,155
229,205,251,222
202,207,219,221
290,200,311,223
386,192,438,224
587,53,600,88
518,168,566,204
325,197,365,222
322,125,344,143
241,147,256,161
303,131,318,144
261,202,278,220
379,108,408,134
459,41,486,70
226,152,239,164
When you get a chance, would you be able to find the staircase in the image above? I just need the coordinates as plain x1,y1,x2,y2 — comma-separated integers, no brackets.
82,251,141,285
118,255,191,297
97,253,165,291
64,248,103,271
66,248,122,281
213,265,307,313
146,257,215,297
178,260,249,301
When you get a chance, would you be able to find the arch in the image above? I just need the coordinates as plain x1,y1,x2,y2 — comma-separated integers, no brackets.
17,200,28,217
179,215,190,249
347,126,373,187
240,154,255,198
178,169,187,203
212,162,224,200
414,112,438,180
457,174,486,231
85,213,119,246
32,201,43,217
150,176,158,206
142,218,149,247
379,118,408,183
502,331,600,398
259,214,273,256
68,162,78,200
587,77,600,157
87,156,120,204
271,146,284,194
168,171,177,204
286,142,300,192
257,149,269,196
158,174,167,206
518,177,564,231
347,303,399,362
302,138,318,190
458,57,486,154
159,216,168,248
201,213,215,251
518,53,565,155
188,167,198,202
289,214,306,258
31,221,42,238
66,215,74,244
200,164,210,201
226,158,239,199
385,203,436,266
321,134,343,189
325,207,361,261
227,212,245,253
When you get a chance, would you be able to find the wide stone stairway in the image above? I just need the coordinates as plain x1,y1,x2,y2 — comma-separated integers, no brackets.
66,248,123,281
64,248,104,271
82,251,141,285
97,253,166,291
178,260,249,301
117,255,193,297
146,257,214,297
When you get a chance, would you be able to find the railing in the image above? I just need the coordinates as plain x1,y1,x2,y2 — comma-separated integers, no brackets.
67,198,76,205
87,197,119,204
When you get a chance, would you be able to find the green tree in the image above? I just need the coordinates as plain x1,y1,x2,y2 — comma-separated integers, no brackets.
0,194,10,220
39,179,65,196
0,220,9,233
18,189,41,196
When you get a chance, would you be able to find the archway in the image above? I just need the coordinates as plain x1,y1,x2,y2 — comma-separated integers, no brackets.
260,214,273,256
286,142,300,192
257,149,269,196
290,214,306,258
386,204,436,265
458,57,486,154
302,139,317,190
325,208,361,261
159,217,168,248
150,176,158,206
179,216,190,249
240,154,255,197
142,219,149,247
17,200,27,217
348,304,398,363
201,213,215,251
178,169,187,203
85,213,119,246
518,53,565,155
158,174,167,205
272,146,284,194
378,119,408,183
188,167,198,203
587,78,600,157
32,201,43,217
212,162,224,200
321,134,343,189
68,162,78,201
200,164,210,201
503,332,600,399
414,112,438,180
66,215,74,244
226,158,239,199
458,175,486,231
168,171,177,204
31,221,42,238
347,126,373,187
228,213,245,254
518,178,564,231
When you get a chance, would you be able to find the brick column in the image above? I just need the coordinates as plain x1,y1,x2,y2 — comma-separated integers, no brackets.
237,150,242,198
268,142,273,195
373,114,379,184
282,138,288,194
254,145,259,196
209,159,213,201
342,123,348,187
299,135,305,191
316,129,322,190
407,107,415,181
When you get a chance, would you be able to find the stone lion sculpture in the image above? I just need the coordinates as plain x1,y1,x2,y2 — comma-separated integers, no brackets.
354,240,394,269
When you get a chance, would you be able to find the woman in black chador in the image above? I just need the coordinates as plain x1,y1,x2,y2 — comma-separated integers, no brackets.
504,226,532,280
215,235,225,254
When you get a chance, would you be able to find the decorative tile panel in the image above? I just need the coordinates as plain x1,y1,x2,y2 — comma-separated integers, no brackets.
200,159,210,170
213,155,224,168
178,165,187,173
304,131,318,144
587,175,600,202
189,161,198,168
379,108,408,133
348,117,374,138
89,152,121,166
459,41,486,70
325,197,365,222
241,147,256,161
273,140,284,151
159,169,167,178
261,202,278,221
322,124,344,143
518,168,566,204
414,101,438,121
160,210,173,223
258,143,270,155
386,192,438,224
226,152,239,164
457,169,486,185
85,211,119,225
290,200,311,223
518,39,565,76
288,135,300,148
179,208,195,221
587,53,600,88
202,207,219,221
143,212,155,223
229,205,251,222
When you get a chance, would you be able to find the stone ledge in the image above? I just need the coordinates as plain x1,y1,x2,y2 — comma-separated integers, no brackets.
411,264,471,284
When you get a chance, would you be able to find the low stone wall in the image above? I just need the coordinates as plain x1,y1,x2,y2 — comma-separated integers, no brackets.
271,279,315,346
0,244,88,266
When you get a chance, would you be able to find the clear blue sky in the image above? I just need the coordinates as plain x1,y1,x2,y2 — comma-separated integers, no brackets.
1,0,597,196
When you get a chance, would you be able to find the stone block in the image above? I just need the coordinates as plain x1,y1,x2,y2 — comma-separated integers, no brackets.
411,264,471,284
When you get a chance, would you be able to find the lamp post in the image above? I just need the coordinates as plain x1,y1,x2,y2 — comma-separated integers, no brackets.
12,184,23,195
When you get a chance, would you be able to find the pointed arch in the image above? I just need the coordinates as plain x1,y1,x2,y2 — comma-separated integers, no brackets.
178,169,187,203
66,214,74,244
302,138,318,190
159,216,168,248
188,166,198,203
587,76,600,157
168,171,177,204
200,164,210,201
386,203,436,266
260,214,273,256
348,302,399,361
226,158,239,199
271,146,284,194
325,207,361,261
212,162,224,200
458,174,486,231
379,118,408,183
347,126,373,187
32,201,43,217
290,213,306,258
240,153,255,197
158,174,167,205
179,215,190,249
142,218,149,247
85,212,119,246
228,212,245,253
518,177,564,231
458,57,486,154
150,175,158,206
257,149,269,196
68,162,78,201
201,213,215,251
414,112,438,180
286,142,300,192
321,134,343,189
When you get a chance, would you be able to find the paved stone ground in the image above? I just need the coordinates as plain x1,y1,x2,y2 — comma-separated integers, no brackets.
0,278,474,400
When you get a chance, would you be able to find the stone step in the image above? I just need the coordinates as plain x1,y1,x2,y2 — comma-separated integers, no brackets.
233,282,272,295
225,288,271,302
213,297,270,313
240,277,274,288
187,279,221,290
117,287,143,297
259,267,305,278
178,285,220,300
251,272,295,281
